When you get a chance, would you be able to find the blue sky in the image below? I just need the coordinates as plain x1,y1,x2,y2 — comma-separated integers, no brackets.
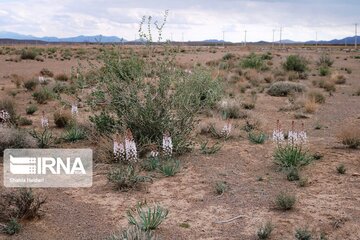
0,0,358,41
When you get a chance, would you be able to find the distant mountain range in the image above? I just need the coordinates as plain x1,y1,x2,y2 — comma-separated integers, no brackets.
0,31,127,43
0,31,359,45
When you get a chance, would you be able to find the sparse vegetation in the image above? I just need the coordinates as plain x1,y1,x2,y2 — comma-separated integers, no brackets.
283,55,308,73
32,87,54,104
107,165,150,191
337,126,360,149
127,202,168,231
336,164,346,174
214,181,228,195
295,227,312,240
275,192,296,211
26,105,38,115
23,79,38,91
257,221,273,240
267,81,306,96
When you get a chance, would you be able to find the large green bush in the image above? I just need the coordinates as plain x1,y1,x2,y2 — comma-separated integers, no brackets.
89,50,222,154
283,55,308,73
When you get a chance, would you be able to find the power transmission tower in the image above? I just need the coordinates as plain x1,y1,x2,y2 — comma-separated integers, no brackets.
279,27,282,47
272,29,276,48
355,23,358,49
315,32,318,47
222,31,225,47
181,32,184,42
171,32,173,42
244,30,247,46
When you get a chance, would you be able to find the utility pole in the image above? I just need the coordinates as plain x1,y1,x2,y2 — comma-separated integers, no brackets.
315,32,318,47
222,31,225,47
272,29,276,49
355,23,358,49
244,30,247,46
181,32,184,43
171,32,173,42
279,27,282,47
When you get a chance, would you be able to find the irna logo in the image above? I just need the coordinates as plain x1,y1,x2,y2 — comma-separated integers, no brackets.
9,155,86,175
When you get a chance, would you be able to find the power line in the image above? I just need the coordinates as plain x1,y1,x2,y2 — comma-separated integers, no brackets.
272,29,276,48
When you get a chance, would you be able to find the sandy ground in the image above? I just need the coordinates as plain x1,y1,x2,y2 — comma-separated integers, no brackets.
0,45,360,239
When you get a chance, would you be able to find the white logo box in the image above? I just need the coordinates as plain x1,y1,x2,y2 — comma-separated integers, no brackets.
4,149,93,188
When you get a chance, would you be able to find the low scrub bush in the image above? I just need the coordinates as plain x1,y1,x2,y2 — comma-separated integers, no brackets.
257,221,273,240
26,105,38,115
200,141,222,154
337,126,360,149
107,165,150,191
0,98,17,124
0,128,36,155
319,66,330,76
241,53,267,71
53,111,72,128
332,73,346,84
336,164,346,174
20,48,38,60
23,79,38,91
127,202,168,231
2,218,21,235
317,54,333,67
62,125,87,142
29,128,55,148
307,90,325,104
267,81,306,97
214,181,228,195
295,227,312,240
32,87,54,104
283,55,308,73
275,192,296,211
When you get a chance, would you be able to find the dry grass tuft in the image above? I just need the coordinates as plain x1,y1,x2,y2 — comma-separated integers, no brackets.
337,125,360,149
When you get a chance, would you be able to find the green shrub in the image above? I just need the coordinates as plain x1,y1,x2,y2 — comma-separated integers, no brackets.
107,225,157,240
62,125,87,142
90,51,223,154
2,218,21,235
241,53,267,70
29,128,55,148
20,49,38,60
319,66,330,76
127,202,168,231
222,53,236,61
257,221,273,239
295,227,312,240
158,159,180,177
283,55,308,73
26,105,38,115
286,167,300,181
267,81,306,96
89,111,116,134
200,141,222,154
23,79,38,91
141,156,160,171
215,181,228,195
248,131,266,144
274,145,313,170
32,87,54,104
275,192,296,211
336,164,346,174
107,165,150,191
